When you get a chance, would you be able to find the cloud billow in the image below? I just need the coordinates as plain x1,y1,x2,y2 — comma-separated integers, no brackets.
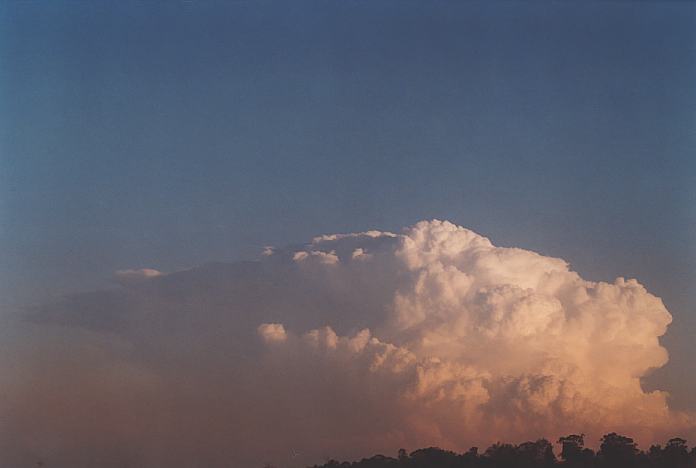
2,220,691,467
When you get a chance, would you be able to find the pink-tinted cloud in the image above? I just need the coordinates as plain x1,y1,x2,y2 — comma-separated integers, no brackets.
2,220,692,467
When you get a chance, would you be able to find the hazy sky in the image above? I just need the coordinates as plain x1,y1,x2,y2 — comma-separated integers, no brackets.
1,0,695,448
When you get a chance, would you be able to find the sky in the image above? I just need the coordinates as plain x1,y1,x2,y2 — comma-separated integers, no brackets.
1,1,695,466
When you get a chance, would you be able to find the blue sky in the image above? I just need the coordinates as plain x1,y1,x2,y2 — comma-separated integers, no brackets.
1,1,695,407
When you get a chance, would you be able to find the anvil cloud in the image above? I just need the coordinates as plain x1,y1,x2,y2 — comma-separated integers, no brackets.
1,220,692,467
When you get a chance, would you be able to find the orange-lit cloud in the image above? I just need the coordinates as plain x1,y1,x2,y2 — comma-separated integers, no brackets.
1,220,693,467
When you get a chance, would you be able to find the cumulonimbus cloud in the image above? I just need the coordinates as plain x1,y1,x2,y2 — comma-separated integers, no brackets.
1,220,693,467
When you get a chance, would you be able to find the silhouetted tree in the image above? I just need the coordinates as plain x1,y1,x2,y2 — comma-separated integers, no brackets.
355,454,399,467
648,444,664,466
598,433,638,467
558,434,594,465
461,446,480,466
661,438,690,468
408,447,459,468
308,432,693,468
517,439,556,467
484,442,518,467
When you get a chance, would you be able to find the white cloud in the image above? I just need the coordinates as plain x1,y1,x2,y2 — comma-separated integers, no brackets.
292,249,340,265
351,248,372,260
312,230,397,243
113,268,163,283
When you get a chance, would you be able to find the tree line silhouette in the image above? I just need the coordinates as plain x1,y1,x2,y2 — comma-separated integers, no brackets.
306,433,696,468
